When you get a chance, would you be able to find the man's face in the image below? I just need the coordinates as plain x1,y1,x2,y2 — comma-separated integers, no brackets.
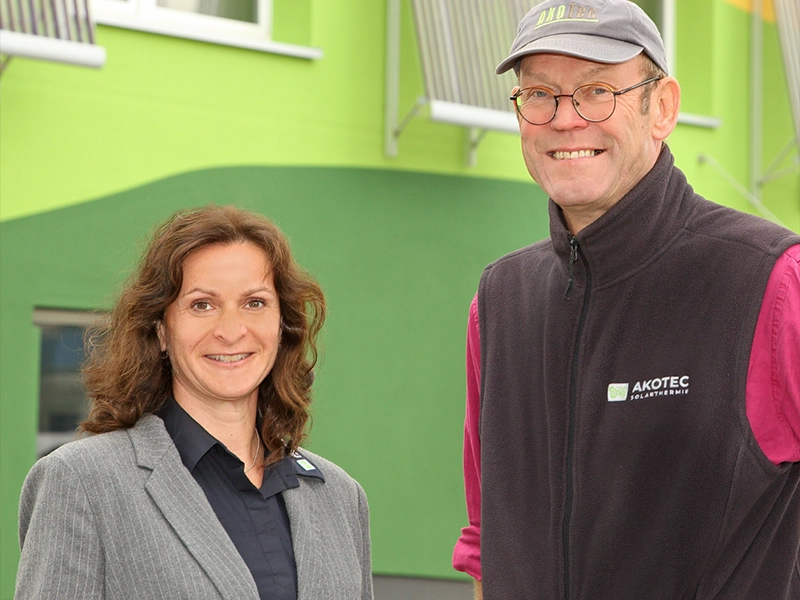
516,53,664,231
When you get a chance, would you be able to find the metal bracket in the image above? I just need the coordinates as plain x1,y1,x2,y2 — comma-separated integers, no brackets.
0,55,12,77
758,139,800,186
387,96,428,157
698,153,785,226
465,128,488,167
384,0,402,158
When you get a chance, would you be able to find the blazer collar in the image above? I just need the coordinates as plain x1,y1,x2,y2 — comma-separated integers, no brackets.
282,460,325,599
128,414,259,600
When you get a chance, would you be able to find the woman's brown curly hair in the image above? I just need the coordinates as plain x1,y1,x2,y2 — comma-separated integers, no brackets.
81,205,326,465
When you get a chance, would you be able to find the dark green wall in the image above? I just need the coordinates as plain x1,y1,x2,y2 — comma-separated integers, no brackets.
0,165,548,594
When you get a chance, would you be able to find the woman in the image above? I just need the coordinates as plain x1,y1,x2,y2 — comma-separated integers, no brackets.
16,205,373,600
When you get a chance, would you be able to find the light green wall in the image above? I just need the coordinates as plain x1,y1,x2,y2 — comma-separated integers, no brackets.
670,0,799,230
0,0,529,222
2,1,794,224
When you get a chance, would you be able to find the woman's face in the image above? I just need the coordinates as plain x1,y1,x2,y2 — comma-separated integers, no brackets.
158,242,281,411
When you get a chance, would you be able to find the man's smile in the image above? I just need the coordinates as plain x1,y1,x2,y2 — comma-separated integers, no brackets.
549,149,604,160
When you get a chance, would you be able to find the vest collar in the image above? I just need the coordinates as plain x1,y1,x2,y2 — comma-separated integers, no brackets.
549,145,691,289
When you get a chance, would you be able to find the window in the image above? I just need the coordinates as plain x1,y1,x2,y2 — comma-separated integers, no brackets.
34,309,100,457
91,0,321,59
156,0,259,24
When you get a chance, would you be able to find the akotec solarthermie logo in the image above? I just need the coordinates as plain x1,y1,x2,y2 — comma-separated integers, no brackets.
607,376,690,402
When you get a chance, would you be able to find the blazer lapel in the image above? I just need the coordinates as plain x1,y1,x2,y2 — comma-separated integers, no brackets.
130,415,258,600
283,480,323,596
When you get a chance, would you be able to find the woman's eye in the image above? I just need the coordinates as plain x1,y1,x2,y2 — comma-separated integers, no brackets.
246,299,265,309
192,301,212,311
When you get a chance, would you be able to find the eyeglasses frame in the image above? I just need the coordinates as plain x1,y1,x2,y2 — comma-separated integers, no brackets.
510,76,664,126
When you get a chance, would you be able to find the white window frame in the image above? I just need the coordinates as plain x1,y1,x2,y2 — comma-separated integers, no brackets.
91,0,322,60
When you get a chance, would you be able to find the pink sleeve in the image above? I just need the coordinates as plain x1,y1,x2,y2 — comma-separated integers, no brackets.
746,244,800,464
449,247,799,578
452,294,482,579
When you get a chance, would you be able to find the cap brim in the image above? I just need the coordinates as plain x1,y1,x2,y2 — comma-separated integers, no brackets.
496,34,644,74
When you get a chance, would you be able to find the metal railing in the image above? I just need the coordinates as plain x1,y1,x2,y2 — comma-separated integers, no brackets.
411,0,534,113
2,0,95,43
0,0,105,68
385,0,542,163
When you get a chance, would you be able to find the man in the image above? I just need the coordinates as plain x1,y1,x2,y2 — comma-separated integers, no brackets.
452,0,800,598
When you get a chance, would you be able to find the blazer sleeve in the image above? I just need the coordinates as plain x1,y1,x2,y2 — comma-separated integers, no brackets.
356,480,373,600
16,454,105,599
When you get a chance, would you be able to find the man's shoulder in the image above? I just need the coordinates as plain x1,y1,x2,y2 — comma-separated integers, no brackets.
685,195,800,255
483,238,554,276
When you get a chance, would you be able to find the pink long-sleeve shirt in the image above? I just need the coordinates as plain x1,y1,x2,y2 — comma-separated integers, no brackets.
453,244,800,580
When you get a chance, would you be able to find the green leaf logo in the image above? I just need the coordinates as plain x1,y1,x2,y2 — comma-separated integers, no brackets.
607,383,629,402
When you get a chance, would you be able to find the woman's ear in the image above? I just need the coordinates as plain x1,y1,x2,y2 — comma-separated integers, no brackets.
651,76,681,142
156,321,167,352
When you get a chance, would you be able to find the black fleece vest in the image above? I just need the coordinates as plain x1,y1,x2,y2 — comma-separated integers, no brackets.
479,148,800,600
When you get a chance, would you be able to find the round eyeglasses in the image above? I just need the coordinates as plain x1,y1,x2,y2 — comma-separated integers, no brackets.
510,76,663,126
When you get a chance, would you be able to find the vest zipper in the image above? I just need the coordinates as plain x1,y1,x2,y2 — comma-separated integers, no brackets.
563,235,591,600
564,236,579,299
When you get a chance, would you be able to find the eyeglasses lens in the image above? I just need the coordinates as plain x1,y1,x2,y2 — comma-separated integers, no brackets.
516,84,616,124
572,85,615,122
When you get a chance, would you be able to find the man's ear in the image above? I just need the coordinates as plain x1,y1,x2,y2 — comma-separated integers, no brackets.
652,76,681,142
156,321,167,352
511,85,523,127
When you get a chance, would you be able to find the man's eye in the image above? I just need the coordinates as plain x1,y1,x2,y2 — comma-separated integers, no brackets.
528,89,550,100
586,85,610,97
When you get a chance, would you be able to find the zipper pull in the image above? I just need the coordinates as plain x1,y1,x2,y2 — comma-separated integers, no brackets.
564,236,578,300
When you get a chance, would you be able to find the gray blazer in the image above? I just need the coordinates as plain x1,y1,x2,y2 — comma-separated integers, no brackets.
16,414,373,599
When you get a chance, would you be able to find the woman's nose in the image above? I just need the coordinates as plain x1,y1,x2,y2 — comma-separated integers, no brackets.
213,308,247,343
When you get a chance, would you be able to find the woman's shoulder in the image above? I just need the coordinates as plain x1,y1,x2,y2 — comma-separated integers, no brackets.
22,415,173,508
286,448,370,532
29,428,133,483
32,413,169,477
45,427,131,460
294,448,366,495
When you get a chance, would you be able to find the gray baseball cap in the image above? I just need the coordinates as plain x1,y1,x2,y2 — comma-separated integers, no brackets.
496,0,668,75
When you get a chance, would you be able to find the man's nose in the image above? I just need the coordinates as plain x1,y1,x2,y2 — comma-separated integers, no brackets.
550,95,587,130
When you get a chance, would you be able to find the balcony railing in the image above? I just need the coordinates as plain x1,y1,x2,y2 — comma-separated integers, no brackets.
0,0,106,68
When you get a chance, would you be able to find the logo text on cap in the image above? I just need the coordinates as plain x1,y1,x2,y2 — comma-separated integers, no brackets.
535,4,599,29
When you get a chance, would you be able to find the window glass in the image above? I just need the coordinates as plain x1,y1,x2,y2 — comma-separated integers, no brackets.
156,0,258,24
37,323,91,457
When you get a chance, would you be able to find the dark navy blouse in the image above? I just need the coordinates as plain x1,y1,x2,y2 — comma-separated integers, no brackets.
159,399,323,600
